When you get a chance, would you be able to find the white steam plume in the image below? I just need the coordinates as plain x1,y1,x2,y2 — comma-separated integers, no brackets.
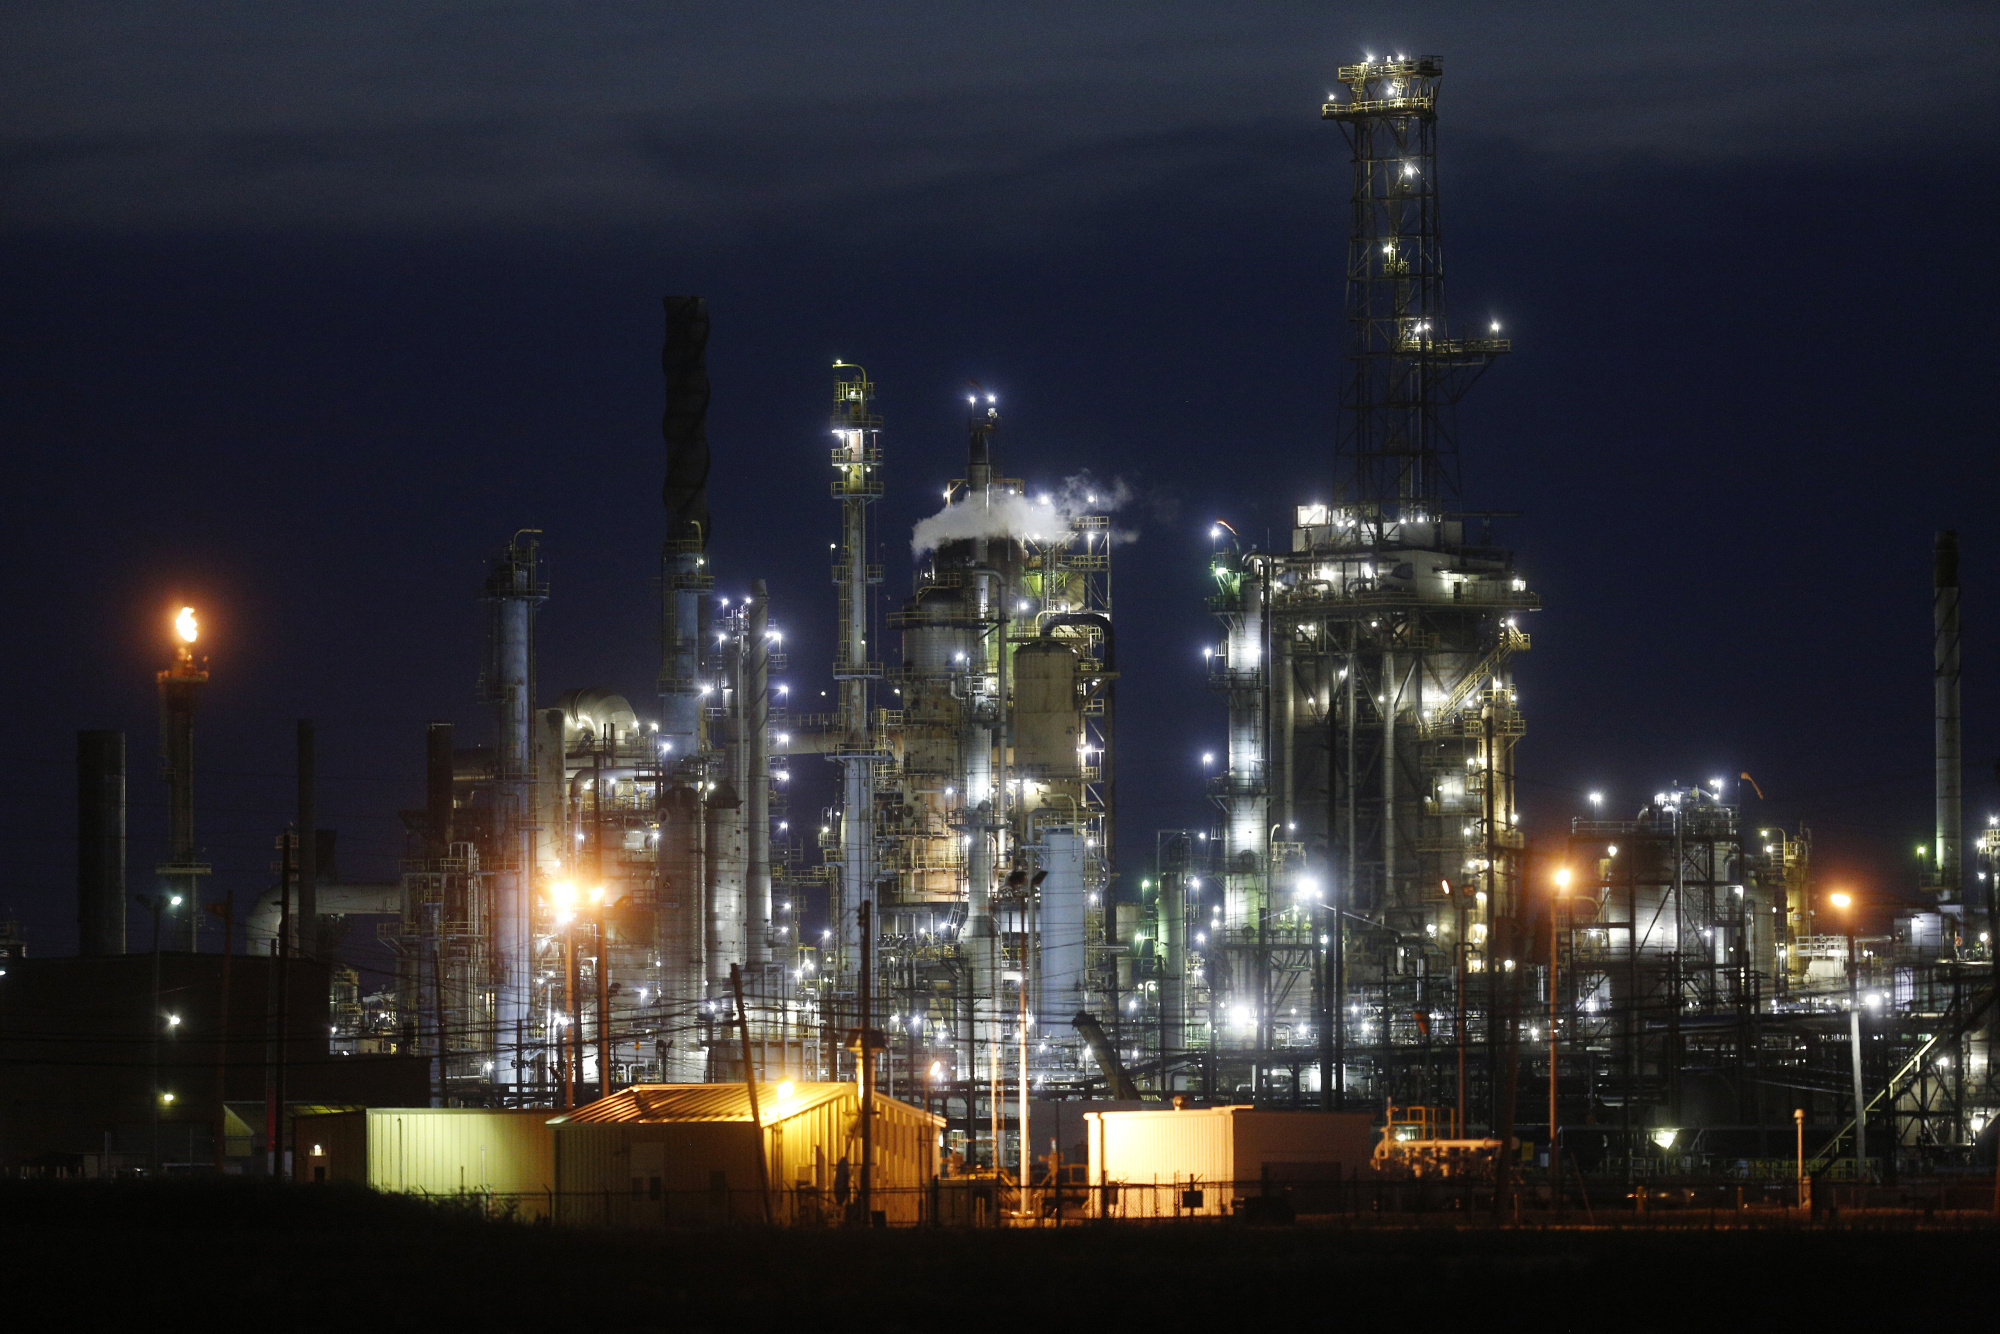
911,474,1133,556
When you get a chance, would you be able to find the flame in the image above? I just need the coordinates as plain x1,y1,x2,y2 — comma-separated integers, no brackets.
175,607,198,644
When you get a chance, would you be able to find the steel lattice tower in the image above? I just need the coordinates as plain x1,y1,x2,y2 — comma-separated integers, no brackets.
1324,56,1507,511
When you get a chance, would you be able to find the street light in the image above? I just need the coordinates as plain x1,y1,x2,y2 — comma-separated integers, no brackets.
1550,866,1572,1207
1827,889,1867,1179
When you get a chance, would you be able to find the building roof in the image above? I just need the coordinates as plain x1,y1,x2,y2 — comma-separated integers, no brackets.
553,1081,885,1126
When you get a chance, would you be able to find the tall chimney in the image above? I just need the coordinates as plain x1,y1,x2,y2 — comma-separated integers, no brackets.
425,722,455,858
658,296,714,1080
77,730,126,955
1935,530,1962,899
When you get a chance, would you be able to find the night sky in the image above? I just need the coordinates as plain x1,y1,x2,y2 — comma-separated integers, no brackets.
5,3,1996,959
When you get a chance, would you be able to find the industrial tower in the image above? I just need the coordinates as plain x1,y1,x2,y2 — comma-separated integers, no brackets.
1203,55,1531,1109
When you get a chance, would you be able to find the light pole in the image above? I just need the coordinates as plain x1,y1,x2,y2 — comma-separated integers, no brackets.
552,882,579,1109
1550,866,1570,1210
1794,1107,1806,1212
1829,890,1866,1179
1446,878,1467,1138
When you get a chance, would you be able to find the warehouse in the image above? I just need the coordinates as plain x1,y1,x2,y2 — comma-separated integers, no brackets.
292,1107,556,1218
551,1082,942,1226
1084,1104,1376,1218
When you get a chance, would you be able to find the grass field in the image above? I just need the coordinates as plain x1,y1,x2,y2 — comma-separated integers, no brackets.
4,1181,1994,1332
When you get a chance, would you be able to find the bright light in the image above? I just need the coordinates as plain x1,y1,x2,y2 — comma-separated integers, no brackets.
167,1014,181,1027
775,1080,795,1101
174,606,198,644
1588,792,1603,806
1553,867,1571,891
169,895,183,907
1201,752,1214,766
1829,891,1853,911
1651,1128,1677,1150
161,1092,176,1104
552,882,576,909
929,1061,944,1081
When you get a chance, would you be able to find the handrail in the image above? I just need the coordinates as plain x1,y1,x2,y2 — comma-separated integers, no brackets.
1803,982,1994,1177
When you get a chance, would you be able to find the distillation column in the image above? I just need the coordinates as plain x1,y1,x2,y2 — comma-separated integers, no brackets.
829,364,885,1001
658,296,714,1080
483,536,545,1090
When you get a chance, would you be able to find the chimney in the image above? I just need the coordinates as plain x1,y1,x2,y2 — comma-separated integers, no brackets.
1934,530,1962,899
76,730,126,955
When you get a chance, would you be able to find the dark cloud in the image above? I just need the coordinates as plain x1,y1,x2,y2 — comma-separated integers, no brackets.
6,2,1994,233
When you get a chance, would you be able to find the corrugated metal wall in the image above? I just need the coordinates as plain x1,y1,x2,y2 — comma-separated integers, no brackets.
555,1089,942,1227
1088,1108,1233,1217
362,1109,556,1209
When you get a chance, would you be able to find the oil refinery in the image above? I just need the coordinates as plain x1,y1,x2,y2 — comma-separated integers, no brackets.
10,54,1998,1215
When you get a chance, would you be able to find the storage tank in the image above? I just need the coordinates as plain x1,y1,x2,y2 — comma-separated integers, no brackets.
1013,640,1080,780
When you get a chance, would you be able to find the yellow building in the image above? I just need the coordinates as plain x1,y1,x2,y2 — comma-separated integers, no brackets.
552,1082,942,1226
293,1107,557,1218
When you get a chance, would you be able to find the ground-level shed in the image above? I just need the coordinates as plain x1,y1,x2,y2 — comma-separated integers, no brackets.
1085,1105,1376,1217
292,1108,557,1218
552,1082,942,1226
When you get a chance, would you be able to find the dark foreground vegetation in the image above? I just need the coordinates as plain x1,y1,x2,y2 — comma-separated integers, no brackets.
3,1180,1994,1332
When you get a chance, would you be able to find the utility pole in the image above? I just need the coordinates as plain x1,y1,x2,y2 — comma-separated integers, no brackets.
1018,953,1031,1216
143,893,164,1175
593,740,609,1100
858,899,874,1223
271,834,292,1178
1550,865,1570,1215
730,963,772,1223
1794,1107,1806,1213
566,910,581,1109
209,891,233,1172
1453,881,1467,1138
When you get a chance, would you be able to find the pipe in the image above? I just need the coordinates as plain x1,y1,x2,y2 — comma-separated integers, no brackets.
1071,1011,1144,1101
77,730,126,956
246,881,403,952
1935,531,1962,899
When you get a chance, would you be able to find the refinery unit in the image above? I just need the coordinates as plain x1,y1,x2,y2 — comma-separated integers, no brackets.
304,306,1125,1170
17,54,1998,1195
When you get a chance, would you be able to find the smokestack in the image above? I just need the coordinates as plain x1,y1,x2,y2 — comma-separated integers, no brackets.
660,296,711,758
77,730,126,955
483,533,545,1088
297,720,316,955
747,579,772,967
425,722,454,858
660,297,714,1075
1935,530,1962,899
